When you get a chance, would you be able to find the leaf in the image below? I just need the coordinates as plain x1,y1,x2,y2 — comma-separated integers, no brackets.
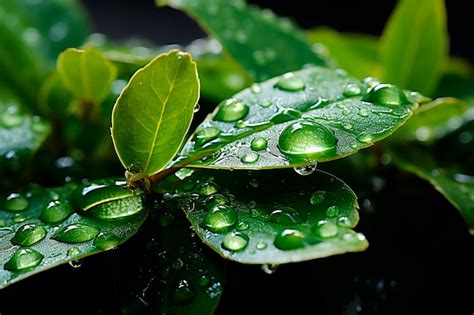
122,203,224,314
394,98,472,143
381,0,448,95
57,47,117,104
177,66,419,170
158,169,368,264
0,179,148,288
158,0,330,81
0,87,51,178
111,50,200,177
307,27,382,79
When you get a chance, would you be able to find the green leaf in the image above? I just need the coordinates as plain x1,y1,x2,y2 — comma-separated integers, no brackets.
0,87,51,177
123,204,224,314
381,0,448,95
307,27,382,79
158,0,330,81
57,47,117,104
394,98,470,143
158,169,367,264
177,66,419,170
0,179,148,288
111,50,200,177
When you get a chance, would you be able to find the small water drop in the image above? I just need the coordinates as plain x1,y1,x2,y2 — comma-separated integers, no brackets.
312,220,338,238
175,168,195,180
198,182,218,196
294,163,318,176
174,280,195,304
364,83,409,106
69,260,82,268
94,232,121,250
13,214,27,223
358,108,369,117
67,247,81,257
4,248,43,271
193,103,200,113
337,216,352,227
342,122,353,130
249,178,259,188
53,223,100,243
261,263,279,274
172,258,184,270
250,137,268,151
222,231,249,251
214,98,249,122
342,108,351,116
40,200,73,224
310,191,327,206
206,194,229,211
2,107,23,127
202,205,237,233
343,83,362,97
259,98,272,108
4,193,29,212
240,152,259,164
194,127,221,147
326,206,339,218
256,240,267,250
236,221,249,231
250,83,261,94
356,132,373,144
11,223,46,246
199,275,211,287
275,73,305,92
273,229,307,250
268,208,302,225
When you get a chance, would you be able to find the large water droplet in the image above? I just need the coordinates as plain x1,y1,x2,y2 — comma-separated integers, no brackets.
356,132,373,144
206,194,228,211
268,208,302,225
343,83,362,97
274,229,308,250
40,200,73,224
202,205,237,233
11,223,46,246
53,223,99,243
250,137,268,151
194,127,221,147
222,231,249,251
364,83,409,106
310,191,327,206
174,280,196,304
312,220,338,238
94,232,120,250
4,193,29,212
198,182,218,196
4,248,43,271
279,122,337,160
294,163,318,176
275,73,305,92
240,152,259,164
214,98,249,122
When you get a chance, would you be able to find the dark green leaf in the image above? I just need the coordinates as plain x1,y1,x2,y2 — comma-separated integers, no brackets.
0,179,148,288
57,47,117,104
111,50,200,177
177,66,418,170
158,169,367,264
122,204,224,315
307,27,381,79
158,0,330,81
381,0,448,95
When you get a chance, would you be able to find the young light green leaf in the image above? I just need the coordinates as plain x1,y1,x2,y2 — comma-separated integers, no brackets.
158,169,367,264
111,50,200,177
158,0,331,81
0,87,51,178
381,0,448,95
122,206,224,315
307,27,382,79
394,98,471,143
0,179,148,288
57,47,117,104
177,66,419,170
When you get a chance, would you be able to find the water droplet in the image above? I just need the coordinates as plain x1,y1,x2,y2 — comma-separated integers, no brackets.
193,103,200,113
194,127,221,147
40,200,73,224
236,221,249,231
326,206,339,217
53,223,99,243
251,83,261,94
69,260,82,268
199,275,211,287
202,205,237,233
13,214,27,223
214,98,249,122
234,119,247,129
342,122,353,130
343,83,362,97
341,108,351,116
206,194,228,211
175,168,195,180
67,247,81,257
11,223,46,246
198,182,218,196
358,108,369,117
94,232,120,250
222,231,249,251
294,163,318,176
250,137,268,151
4,193,28,212
275,73,305,92
172,258,184,270
249,178,259,188
260,98,272,108
240,152,259,164
274,229,307,250
2,107,23,127
268,208,302,225
279,122,337,160
337,216,352,227
260,263,279,275
256,240,267,250
364,83,409,106
310,191,327,206
356,132,373,144
4,248,43,271
174,280,195,304
312,220,338,238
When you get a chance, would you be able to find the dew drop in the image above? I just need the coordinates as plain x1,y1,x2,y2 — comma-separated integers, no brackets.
222,231,249,251
53,223,100,243
198,182,218,196
364,83,409,106
343,83,362,97
4,193,29,212
94,232,121,250
236,221,249,231
310,191,327,206
342,122,353,130
326,206,339,218
259,98,272,108
256,240,268,250
279,122,337,160
69,260,82,268
356,132,373,144
172,258,184,270
268,209,302,225
67,247,81,257
193,103,200,113
194,127,221,147
40,200,73,224
358,108,369,117
275,73,305,92
240,152,259,164
312,220,338,238
4,248,43,271
214,98,249,122
261,263,279,274
174,280,196,304
175,168,195,180
250,137,267,151
294,163,318,176
13,214,27,223
337,216,352,227
206,194,229,211
273,229,307,250
250,83,261,94
202,205,237,233
11,223,46,246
